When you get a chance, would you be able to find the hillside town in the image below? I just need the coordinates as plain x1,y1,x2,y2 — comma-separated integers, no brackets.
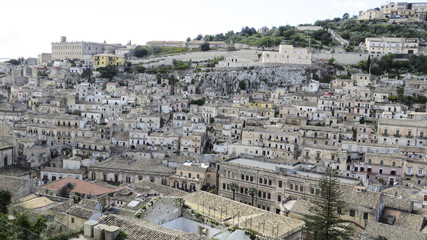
1,1,427,240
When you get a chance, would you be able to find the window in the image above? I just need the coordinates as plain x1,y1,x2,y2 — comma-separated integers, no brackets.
278,195,281,202
71,217,74,223
407,167,413,174
267,193,271,199
419,168,424,175
380,160,384,165
300,185,304,192
337,208,342,215
363,212,368,220
349,210,355,217
290,183,293,190
278,180,282,188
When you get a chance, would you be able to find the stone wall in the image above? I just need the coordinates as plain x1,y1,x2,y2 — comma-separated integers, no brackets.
140,197,184,225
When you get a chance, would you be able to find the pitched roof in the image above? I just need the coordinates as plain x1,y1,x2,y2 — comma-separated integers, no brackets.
39,178,117,196
66,205,98,219
98,214,208,240
363,221,426,240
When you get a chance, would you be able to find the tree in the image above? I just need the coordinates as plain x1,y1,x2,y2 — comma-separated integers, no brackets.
186,37,191,42
80,68,93,81
97,65,118,80
134,47,149,58
248,187,257,206
195,34,203,40
201,42,210,51
0,190,12,214
303,169,353,240
228,182,239,200
6,59,20,65
342,13,350,20
239,80,247,90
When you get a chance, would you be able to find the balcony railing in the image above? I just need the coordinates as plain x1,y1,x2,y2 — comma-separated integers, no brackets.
417,173,425,177
405,172,414,176
394,134,401,137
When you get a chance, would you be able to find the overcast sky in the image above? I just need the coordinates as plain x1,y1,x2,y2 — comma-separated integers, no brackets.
1,0,424,59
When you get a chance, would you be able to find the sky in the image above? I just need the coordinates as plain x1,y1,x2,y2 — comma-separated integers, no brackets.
0,0,424,59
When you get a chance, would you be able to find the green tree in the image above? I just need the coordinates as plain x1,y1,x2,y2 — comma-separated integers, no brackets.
201,42,210,51
239,80,247,90
6,59,20,65
303,169,353,240
134,47,149,58
228,182,239,200
0,190,12,214
97,65,118,80
248,187,257,206
115,230,128,240
342,13,350,20
80,68,93,81
186,37,191,42
195,34,203,40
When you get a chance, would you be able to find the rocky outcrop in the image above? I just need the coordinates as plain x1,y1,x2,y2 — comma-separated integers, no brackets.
195,66,309,95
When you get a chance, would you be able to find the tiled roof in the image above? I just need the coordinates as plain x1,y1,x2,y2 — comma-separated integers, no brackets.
362,221,426,240
98,214,208,240
132,180,188,197
184,191,304,238
39,178,117,196
66,205,98,219
90,157,174,174
0,175,32,194
341,187,382,209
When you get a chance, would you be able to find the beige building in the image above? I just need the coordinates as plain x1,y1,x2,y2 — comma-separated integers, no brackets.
377,119,427,147
51,36,121,60
170,162,217,192
358,9,383,20
261,45,312,65
218,158,357,214
364,37,419,54
0,140,13,168
37,53,52,66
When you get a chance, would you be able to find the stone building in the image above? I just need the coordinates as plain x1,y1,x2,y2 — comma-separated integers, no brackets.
218,157,357,214
88,157,174,186
363,37,419,54
0,140,13,168
261,45,312,65
51,36,121,60
170,162,217,192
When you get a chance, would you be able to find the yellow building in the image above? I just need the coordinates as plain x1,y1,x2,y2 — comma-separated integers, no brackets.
94,54,125,69
248,101,274,109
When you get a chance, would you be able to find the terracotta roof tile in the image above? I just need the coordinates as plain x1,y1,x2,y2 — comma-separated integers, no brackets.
39,178,117,196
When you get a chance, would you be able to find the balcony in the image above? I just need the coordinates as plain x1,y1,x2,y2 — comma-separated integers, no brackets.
417,173,425,177
405,172,413,176
383,133,389,136
407,135,413,138
394,134,401,137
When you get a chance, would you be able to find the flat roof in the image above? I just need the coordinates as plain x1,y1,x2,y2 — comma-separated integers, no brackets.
228,158,296,171
227,158,358,184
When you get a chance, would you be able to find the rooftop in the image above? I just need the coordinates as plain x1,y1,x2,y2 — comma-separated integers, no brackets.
39,178,117,196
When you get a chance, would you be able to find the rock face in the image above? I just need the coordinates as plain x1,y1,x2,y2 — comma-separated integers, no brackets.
195,66,309,95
